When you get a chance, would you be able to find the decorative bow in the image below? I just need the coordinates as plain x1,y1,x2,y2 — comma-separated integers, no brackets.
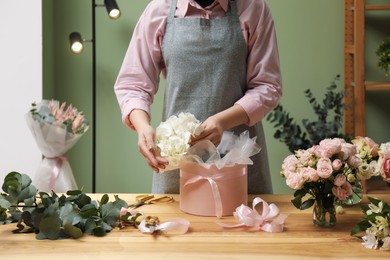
138,217,190,234
218,197,288,233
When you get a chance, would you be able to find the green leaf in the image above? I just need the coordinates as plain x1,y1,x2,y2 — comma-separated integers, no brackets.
367,196,382,206
351,220,370,236
100,194,109,206
66,190,82,196
59,203,82,226
291,193,304,209
92,226,106,237
39,215,62,240
17,186,38,201
101,203,120,225
80,204,98,218
300,198,315,210
20,174,32,189
0,197,12,208
63,223,83,239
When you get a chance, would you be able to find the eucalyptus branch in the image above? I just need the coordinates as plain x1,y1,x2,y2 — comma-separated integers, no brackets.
0,171,133,240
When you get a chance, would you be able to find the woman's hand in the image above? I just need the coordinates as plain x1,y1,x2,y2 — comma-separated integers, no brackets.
191,105,249,146
130,109,168,172
136,124,168,172
191,116,224,146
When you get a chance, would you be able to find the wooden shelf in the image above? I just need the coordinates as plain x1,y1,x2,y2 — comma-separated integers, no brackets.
365,5,390,10
344,0,390,194
365,81,390,90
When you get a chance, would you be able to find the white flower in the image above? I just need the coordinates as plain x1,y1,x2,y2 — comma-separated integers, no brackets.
336,205,344,214
380,142,390,153
155,112,203,171
375,216,390,237
380,237,390,251
366,201,383,215
368,160,381,176
362,229,379,249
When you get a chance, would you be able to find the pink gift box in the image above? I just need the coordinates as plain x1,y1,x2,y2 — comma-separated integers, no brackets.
180,162,248,218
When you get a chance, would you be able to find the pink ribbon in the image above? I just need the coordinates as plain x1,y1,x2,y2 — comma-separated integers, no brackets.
218,197,288,232
183,170,246,218
47,156,68,191
137,218,190,234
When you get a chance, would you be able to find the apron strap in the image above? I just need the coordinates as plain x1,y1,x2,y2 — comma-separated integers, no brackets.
167,0,178,24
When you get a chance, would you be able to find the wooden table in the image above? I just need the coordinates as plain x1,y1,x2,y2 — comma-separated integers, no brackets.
1,194,389,259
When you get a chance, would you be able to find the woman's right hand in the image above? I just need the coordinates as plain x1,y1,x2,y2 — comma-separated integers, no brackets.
137,124,168,172
130,110,168,172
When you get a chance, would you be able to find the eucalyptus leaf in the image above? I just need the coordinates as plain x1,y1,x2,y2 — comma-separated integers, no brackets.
80,204,98,218
0,197,12,208
92,226,107,237
18,186,38,201
20,174,32,189
39,215,62,240
63,223,83,239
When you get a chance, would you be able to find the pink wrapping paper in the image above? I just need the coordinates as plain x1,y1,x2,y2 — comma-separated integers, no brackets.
180,162,248,218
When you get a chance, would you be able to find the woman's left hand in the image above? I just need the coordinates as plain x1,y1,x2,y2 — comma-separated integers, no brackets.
190,116,224,146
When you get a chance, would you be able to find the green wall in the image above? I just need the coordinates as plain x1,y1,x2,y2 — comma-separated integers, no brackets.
43,0,390,194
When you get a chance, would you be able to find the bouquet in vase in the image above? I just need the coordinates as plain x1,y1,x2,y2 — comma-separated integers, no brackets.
25,100,88,192
281,137,380,227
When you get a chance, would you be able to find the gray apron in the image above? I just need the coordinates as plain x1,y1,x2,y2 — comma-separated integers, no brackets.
152,0,272,194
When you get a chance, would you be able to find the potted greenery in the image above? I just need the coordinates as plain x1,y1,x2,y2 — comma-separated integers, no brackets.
376,37,390,77
266,75,351,153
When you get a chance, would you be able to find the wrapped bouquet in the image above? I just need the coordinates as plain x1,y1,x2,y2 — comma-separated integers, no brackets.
25,100,88,192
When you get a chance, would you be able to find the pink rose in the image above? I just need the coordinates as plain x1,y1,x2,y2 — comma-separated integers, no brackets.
282,155,299,178
332,182,352,201
364,137,379,157
348,155,362,168
334,174,346,186
301,167,319,182
339,143,357,160
318,138,343,158
316,158,333,178
381,157,390,179
297,149,315,167
332,159,342,171
286,172,305,190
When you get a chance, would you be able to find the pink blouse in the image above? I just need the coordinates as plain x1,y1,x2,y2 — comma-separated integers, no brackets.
114,0,282,129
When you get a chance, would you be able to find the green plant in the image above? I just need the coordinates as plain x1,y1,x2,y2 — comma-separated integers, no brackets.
0,171,141,240
376,37,390,76
266,75,350,153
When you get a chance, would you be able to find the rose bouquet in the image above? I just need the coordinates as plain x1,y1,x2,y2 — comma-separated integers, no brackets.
25,99,88,192
281,137,379,227
351,197,390,250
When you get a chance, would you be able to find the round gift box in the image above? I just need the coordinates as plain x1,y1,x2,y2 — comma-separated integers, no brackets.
179,162,248,217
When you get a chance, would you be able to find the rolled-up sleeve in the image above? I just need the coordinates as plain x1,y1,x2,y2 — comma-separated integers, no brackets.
235,0,282,126
114,2,168,130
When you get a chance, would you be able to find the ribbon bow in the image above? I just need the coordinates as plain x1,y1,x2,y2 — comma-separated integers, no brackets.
138,218,190,234
219,197,287,233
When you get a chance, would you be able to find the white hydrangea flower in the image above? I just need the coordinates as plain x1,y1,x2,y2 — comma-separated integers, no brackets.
155,112,203,171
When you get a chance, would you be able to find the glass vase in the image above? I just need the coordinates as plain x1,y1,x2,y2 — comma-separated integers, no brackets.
342,180,363,206
313,194,336,227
